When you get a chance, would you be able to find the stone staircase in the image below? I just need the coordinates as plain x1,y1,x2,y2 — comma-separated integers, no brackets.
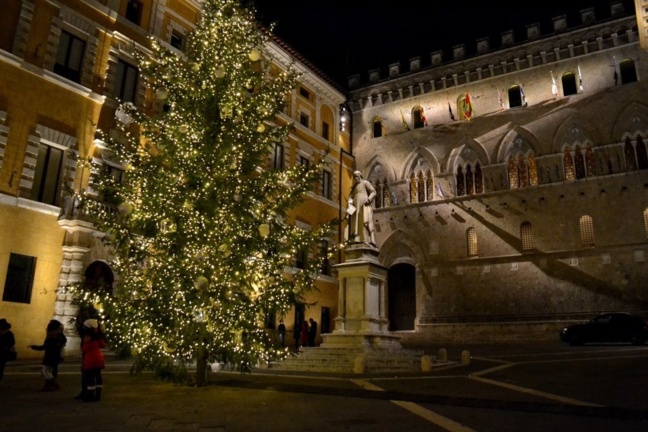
270,346,429,374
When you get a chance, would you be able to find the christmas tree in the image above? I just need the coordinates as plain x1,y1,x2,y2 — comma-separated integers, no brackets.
79,0,333,386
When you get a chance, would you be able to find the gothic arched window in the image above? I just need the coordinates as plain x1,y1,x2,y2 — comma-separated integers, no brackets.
456,165,465,196
563,147,575,181
625,137,638,171
637,136,648,170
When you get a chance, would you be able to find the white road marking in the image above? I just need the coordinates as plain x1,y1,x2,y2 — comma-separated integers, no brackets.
352,379,478,432
469,376,602,407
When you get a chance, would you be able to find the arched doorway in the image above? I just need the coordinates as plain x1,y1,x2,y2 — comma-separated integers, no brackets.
387,263,416,331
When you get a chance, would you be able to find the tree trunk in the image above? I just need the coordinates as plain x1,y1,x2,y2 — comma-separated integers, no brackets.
195,344,208,387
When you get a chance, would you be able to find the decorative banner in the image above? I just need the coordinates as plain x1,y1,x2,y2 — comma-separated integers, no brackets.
448,102,456,121
578,65,584,91
462,93,473,121
400,110,410,131
551,71,558,96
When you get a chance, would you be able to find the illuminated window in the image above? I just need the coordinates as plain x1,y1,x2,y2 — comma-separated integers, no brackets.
508,156,518,188
580,215,595,246
467,228,478,257
521,222,534,251
563,147,575,181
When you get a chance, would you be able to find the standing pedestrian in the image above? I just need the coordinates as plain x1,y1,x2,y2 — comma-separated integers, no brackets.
300,320,309,348
292,324,301,351
277,320,286,347
308,318,318,347
0,318,16,382
29,320,67,391
80,319,106,402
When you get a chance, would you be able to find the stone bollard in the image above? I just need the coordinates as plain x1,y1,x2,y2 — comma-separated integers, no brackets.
461,350,471,365
354,355,366,374
438,348,448,362
421,355,432,372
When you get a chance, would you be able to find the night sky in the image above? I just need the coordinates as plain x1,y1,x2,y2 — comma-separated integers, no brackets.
252,0,635,87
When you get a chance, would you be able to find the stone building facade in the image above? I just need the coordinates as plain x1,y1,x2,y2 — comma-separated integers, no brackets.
347,3,648,343
0,0,351,358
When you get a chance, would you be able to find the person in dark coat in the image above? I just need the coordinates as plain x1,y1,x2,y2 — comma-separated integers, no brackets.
292,324,301,351
277,320,286,346
80,319,106,402
29,320,67,391
299,320,309,348
0,318,16,382
308,318,318,347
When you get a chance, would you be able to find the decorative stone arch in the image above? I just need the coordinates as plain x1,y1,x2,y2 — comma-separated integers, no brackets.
379,230,426,331
497,127,540,162
612,102,648,141
400,147,440,180
552,114,600,154
364,155,397,183
379,229,426,269
448,139,488,172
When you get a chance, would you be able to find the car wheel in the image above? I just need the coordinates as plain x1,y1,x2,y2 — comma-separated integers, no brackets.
630,334,645,346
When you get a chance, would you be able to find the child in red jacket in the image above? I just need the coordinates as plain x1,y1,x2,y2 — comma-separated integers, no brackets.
80,319,106,402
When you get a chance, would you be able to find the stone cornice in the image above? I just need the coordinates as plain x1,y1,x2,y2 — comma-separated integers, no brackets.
349,15,637,110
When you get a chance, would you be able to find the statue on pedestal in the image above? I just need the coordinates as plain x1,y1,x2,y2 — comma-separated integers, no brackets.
345,170,376,245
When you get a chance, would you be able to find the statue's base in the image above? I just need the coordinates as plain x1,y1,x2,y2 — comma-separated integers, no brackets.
272,332,426,374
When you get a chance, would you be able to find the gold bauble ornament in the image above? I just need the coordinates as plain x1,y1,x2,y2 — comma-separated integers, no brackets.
117,202,133,215
194,276,209,290
248,48,261,61
258,223,270,238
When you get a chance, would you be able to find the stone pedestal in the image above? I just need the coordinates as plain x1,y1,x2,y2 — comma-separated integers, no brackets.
322,243,402,349
274,244,426,373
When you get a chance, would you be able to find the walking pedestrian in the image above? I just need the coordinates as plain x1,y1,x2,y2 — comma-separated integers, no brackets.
29,320,67,391
0,318,16,382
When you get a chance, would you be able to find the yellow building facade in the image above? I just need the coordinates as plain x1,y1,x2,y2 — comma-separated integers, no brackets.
0,0,351,358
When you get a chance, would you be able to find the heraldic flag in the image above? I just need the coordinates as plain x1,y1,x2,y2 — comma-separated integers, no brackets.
400,110,411,131
462,92,473,121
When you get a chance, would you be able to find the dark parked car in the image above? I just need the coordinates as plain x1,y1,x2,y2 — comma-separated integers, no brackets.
560,312,648,346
